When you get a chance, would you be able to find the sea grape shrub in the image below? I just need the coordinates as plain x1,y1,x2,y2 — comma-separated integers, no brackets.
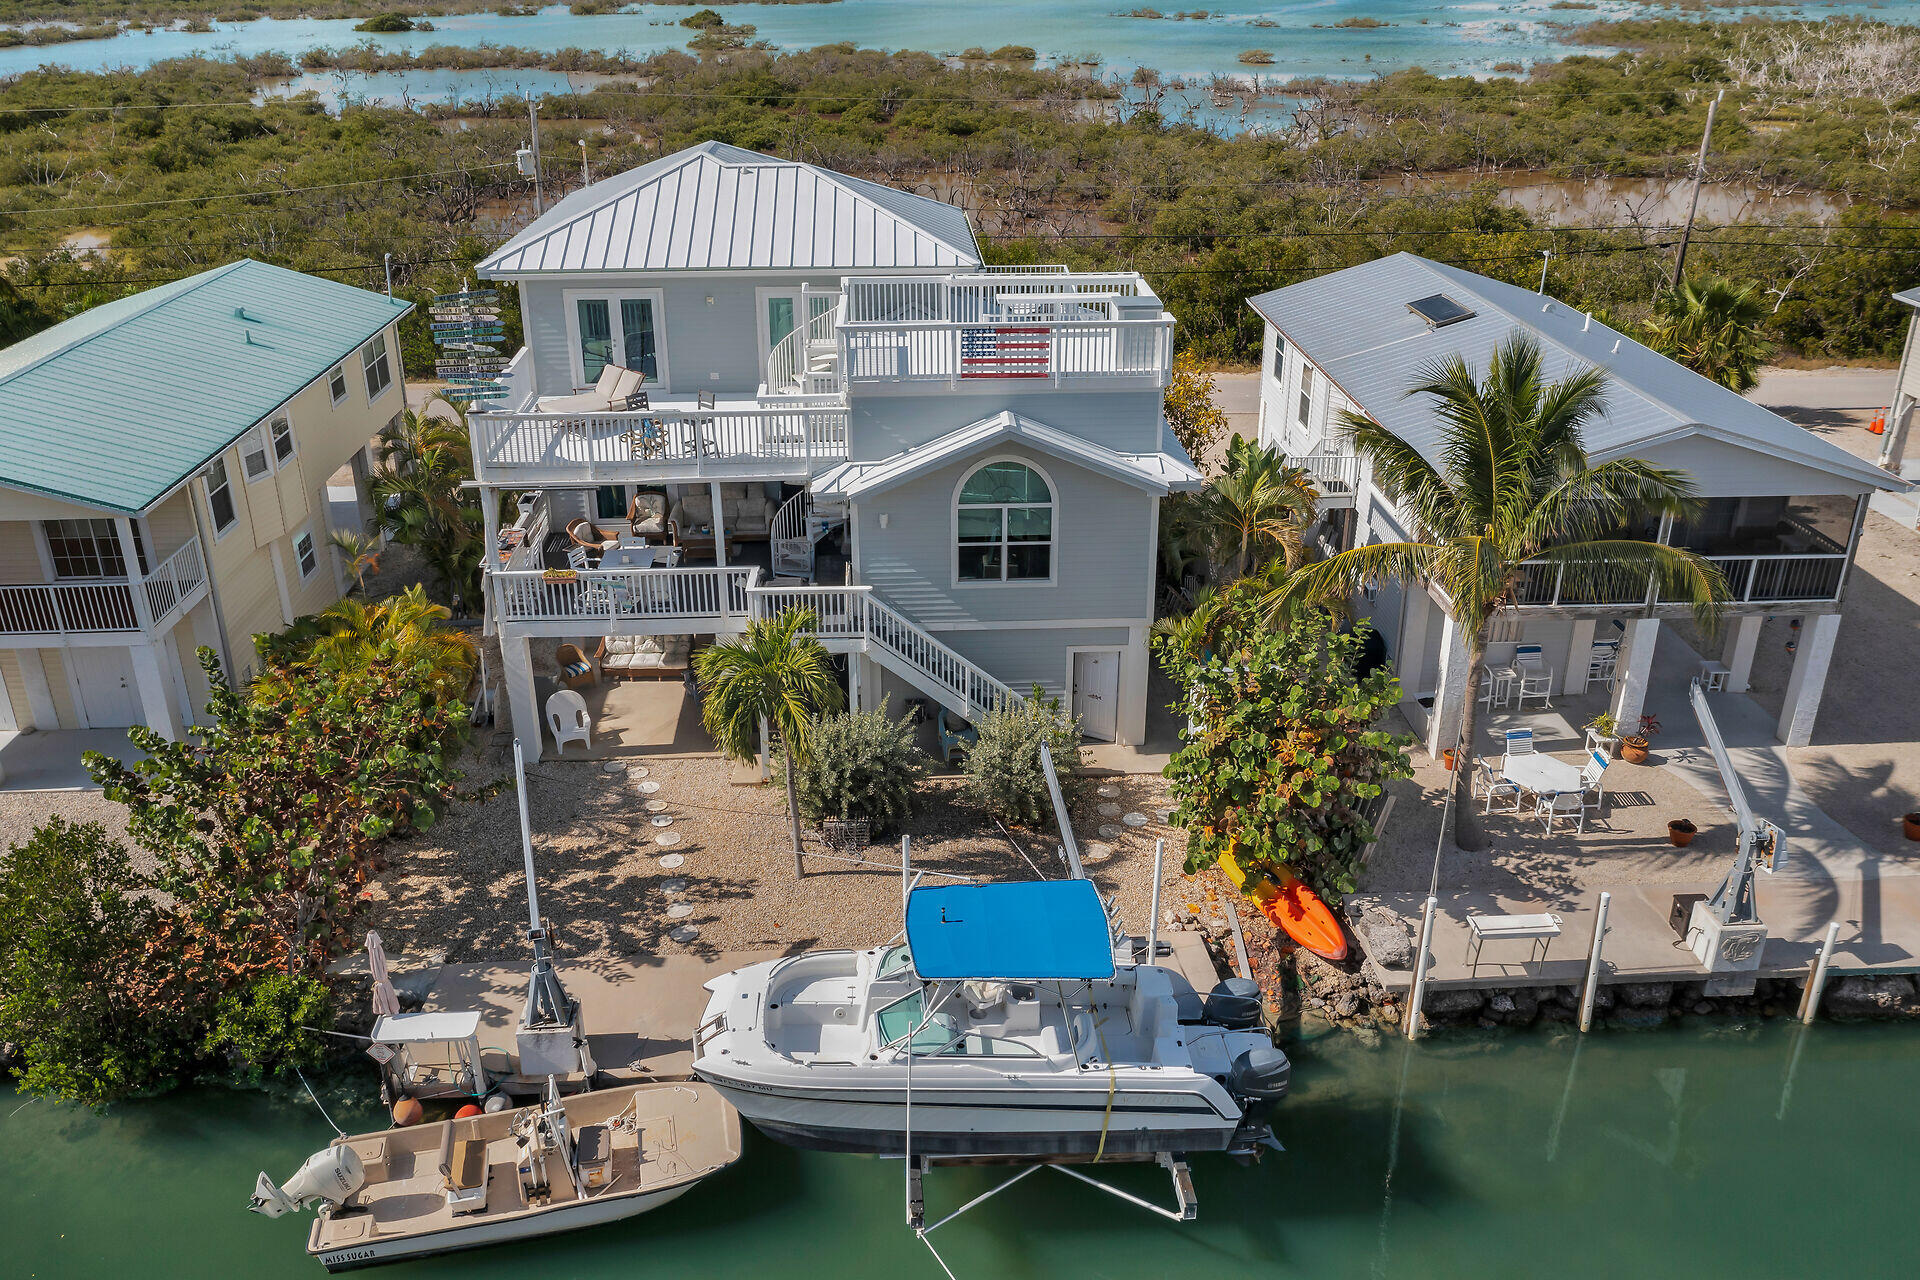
86,646,468,983
790,705,928,835
1157,605,1412,899
204,972,333,1085
1163,349,1229,464
0,818,194,1107
963,689,1083,827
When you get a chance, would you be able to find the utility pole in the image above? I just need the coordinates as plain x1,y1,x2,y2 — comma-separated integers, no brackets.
1537,248,1552,294
528,102,545,215
1670,88,1725,291
579,138,590,187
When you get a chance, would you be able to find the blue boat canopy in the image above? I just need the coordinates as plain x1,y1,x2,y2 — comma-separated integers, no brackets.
904,880,1115,981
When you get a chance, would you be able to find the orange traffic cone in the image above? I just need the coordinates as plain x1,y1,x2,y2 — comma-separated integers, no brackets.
1869,409,1887,435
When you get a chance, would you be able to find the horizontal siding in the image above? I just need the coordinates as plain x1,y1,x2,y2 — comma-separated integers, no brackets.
1633,436,1875,499
943,626,1133,704
851,390,1163,460
41,649,76,730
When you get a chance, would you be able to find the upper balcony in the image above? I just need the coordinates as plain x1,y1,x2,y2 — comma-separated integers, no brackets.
0,535,208,644
471,350,850,488
829,270,1175,394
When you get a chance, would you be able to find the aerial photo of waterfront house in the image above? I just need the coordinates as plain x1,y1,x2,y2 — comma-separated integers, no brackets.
4,11,1920,1279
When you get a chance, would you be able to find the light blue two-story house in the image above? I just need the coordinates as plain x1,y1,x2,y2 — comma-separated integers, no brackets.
473,142,1197,758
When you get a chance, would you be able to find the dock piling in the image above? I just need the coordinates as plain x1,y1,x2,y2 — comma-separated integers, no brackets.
1577,891,1612,1033
1405,894,1438,1040
1798,921,1842,1024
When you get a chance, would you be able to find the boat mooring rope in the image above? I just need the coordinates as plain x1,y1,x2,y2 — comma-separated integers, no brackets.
1092,1014,1117,1164
295,1066,346,1138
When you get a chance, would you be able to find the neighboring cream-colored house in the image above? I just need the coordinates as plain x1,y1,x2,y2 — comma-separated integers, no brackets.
0,259,411,752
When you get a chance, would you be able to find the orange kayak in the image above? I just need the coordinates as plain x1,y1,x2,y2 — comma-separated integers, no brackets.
1216,847,1349,961
1256,866,1348,961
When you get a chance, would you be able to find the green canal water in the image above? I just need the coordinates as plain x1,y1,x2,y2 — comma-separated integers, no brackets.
4,1020,1914,1279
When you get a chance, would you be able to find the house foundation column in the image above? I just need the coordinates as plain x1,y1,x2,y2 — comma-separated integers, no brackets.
1563,618,1597,696
1609,617,1661,731
1395,582,1431,686
1116,626,1150,748
1778,612,1841,747
1721,614,1764,693
128,642,181,741
501,631,542,762
1426,612,1470,761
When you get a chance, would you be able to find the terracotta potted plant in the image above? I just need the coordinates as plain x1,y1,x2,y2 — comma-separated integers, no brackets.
1441,747,1458,771
1585,712,1621,759
1668,818,1698,847
1904,812,1920,842
1619,713,1661,765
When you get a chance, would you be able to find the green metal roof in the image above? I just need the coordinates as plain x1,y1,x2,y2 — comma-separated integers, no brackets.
0,260,412,514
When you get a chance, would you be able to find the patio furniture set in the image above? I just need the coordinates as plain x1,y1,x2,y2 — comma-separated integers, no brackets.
1479,638,1622,711
1472,728,1611,834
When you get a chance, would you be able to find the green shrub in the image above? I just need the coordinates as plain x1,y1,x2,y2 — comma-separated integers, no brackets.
0,818,192,1107
791,705,927,835
353,13,420,32
963,690,1082,827
203,972,332,1084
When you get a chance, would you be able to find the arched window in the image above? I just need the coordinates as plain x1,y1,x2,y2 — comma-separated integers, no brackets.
956,460,1053,582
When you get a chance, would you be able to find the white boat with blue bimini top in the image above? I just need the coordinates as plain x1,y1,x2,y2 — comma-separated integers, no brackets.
691,875,1289,1161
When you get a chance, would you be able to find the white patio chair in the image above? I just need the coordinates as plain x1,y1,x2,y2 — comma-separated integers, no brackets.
1586,638,1620,692
545,689,592,754
1476,758,1523,815
1512,643,1553,710
1539,791,1584,835
1502,727,1535,757
566,544,591,573
1579,750,1609,820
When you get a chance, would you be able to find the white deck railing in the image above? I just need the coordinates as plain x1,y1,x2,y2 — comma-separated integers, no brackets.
1289,453,1362,500
1509,551,1848,608
838,317,1173,388
0,536,206,638
470,403,850,484
493,565,758,624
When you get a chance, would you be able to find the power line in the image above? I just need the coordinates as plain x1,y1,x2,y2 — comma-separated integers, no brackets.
3,160,517,217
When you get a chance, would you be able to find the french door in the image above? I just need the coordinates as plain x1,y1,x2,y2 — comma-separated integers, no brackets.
567,290,665,391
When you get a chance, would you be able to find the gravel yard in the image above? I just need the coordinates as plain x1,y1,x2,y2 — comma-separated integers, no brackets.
359,730,1197,966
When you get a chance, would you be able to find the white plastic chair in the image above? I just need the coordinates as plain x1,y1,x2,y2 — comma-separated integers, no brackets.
566,544,592,572
1513,643,1554,709
1539,791,1585,834
1586,639,1620,692
545,689,592,754
1503,728,1536,757
1476,758,1523,815
1579,750,1609,820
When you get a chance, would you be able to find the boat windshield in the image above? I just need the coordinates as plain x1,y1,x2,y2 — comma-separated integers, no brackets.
875,945,915,980
874,990,958,1053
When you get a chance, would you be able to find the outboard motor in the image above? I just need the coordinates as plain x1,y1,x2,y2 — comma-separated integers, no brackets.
1202,977,1263,1030
1228,1046,1291,1104
249,1145,366,1219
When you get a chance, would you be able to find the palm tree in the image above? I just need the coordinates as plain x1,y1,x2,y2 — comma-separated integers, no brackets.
328,529,382,594
1284,335,1727,852
695,610,844,876
370,406,485,611
1198,438,1321,580
304,585,477,704
1643,275,1773,393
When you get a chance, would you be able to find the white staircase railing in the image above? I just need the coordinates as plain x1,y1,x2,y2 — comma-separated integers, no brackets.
770,489,814,579
748,581,1020,716
765,293,842,396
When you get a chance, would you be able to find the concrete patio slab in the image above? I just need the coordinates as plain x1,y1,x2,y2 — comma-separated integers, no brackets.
0,728,142,792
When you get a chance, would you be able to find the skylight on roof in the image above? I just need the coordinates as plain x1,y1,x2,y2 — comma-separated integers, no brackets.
1408,293,1476,329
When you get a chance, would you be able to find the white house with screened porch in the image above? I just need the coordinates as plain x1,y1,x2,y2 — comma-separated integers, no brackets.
471,141,1199,760
1247,253,1910,755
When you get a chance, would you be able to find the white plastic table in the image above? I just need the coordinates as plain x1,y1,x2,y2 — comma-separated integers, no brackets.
1467,912,1564,969
600,543,679,570
1500,753,1584,799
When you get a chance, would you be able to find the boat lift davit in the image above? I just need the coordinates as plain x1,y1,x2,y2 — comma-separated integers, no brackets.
1682,678,1787,991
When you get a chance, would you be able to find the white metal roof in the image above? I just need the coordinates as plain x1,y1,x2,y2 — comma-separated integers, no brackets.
811,410,1202,500
1248,253,1903,495
479,141,981,276
372,1010,481,1044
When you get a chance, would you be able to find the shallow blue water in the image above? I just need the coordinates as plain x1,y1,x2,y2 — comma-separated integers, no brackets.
4,1,1910,107
4,1019,1917,1279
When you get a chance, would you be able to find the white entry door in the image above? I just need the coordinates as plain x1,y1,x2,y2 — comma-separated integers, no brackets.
1072,650,1121,743
69,647,142,728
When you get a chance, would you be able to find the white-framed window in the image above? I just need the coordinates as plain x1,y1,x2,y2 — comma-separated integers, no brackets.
327,363,349,405
955,459,1054,584
1296,366,1314,434
270,413,296,465
202,457,238,537
1270,331,1286,381
240,425,272,482
361,332,393,401
563,288,666,391
293,528,319,580
42,518,147,580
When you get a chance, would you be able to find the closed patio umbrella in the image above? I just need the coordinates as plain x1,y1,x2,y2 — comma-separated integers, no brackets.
365,930,402,1018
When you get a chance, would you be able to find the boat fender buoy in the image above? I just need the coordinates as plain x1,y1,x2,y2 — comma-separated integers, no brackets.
483,1092,511,1114
455,1103,485,1119
391,1096,424,1127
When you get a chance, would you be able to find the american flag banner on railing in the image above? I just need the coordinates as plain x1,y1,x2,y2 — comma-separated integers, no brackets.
960,326,1050,378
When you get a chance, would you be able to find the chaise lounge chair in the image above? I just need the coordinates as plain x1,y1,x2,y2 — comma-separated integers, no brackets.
538,364,646,416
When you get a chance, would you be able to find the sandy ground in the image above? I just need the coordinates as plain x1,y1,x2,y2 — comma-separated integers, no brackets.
360,730,1195,964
